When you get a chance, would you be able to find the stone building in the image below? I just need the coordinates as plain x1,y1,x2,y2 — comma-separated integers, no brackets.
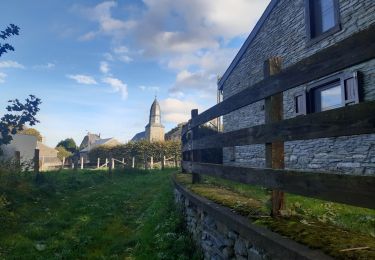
145,98,165,142
79,133,121,162
220,0,375,175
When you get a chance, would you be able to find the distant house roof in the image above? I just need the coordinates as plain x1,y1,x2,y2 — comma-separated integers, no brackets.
131,131,146,142
218,0,279,90
80,138,120,153
79,133,101,150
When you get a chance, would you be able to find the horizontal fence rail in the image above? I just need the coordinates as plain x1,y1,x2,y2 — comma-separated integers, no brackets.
183,100,375,151
181,24,375,212
182,162,375,209
182,24,375,135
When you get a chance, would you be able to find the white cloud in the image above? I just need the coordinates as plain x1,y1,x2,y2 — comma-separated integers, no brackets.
67,74,98,85
0,60,25,69
78,31,97,41
139,85,160,92
100,61,110,74
33,63,55,70
76,1,136,40
118,55,133,63
113,45,129,54
0,72,7,83
170,70,217,94
102,77,128,99
160,98,202,124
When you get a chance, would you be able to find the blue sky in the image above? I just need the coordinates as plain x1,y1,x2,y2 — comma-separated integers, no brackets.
0,0,270,147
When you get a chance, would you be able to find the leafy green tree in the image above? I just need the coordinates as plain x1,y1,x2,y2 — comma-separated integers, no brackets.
56,138,78,154
56,146,72,160
0,95,42,147
18,127,43,141
0,24,20,57
0,25,42,153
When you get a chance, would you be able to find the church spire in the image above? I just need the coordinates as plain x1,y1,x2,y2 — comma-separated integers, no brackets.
149,97,162,126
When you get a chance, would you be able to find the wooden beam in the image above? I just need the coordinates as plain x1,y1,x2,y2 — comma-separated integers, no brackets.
184,162,375,209
187,100,375,150
188,24,375,130
191,109,201,183
264,57,285,217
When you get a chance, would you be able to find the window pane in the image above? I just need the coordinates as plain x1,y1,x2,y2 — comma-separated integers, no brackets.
311,0,336,37
320,84,342,111
320,0,336,32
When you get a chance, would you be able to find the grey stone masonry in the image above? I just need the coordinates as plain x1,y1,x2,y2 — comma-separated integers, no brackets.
222,0,375,175
175,189,267,260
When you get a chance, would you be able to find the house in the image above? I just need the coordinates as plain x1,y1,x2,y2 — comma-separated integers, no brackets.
79,133,121,163
37,141,60,171
165,123,186,141
1,134,61,171
219,0,375,175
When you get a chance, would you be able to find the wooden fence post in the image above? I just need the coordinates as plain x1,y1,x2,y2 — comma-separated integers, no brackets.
111,158,115,169
80,157,84,170
34,149,40,174
122,158,125,164
132,157,135,168
264,57,285,217
15,151,21,169
191,109,201,184
97,158,100,169
108,157,113,175
62,157,65,169
161,155,165,170
105,158,108,168
150,156,153,169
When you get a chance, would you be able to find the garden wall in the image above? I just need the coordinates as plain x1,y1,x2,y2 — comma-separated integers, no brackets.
173,178,331,260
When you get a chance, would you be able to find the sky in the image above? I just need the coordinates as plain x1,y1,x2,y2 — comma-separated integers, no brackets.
0,0,270,147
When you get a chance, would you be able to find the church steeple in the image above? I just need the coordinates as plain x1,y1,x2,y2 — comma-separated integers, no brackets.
149,97,162,126
145,97,165,142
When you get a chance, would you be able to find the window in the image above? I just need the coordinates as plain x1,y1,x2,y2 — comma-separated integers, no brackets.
294,72,359,115
306,0,340,41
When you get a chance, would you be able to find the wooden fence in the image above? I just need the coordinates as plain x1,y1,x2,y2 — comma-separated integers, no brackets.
181,24,375,212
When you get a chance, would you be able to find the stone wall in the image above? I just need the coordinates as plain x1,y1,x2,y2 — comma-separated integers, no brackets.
221,0,375,174
175,188,269,259
174,183,329,260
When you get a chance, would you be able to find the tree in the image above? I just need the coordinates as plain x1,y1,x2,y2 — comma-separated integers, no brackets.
0,95,42,147
18,127,43,142
56,138,78,154
0,24,20,57
56,146,72,160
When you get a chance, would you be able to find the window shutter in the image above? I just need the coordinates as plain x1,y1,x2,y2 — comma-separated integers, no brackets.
342,72,359,105
294,92,307,116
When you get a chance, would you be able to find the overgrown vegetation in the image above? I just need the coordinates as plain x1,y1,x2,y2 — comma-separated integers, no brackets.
175,173,375,259
0,168,201,259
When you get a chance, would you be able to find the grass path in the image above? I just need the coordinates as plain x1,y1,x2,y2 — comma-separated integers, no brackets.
0,169,200,259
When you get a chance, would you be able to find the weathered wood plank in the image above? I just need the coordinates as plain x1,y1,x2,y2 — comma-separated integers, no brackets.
264,57,285,217
189,24,375,130
184,162,375,209
187,100,375,150
172,176,332,260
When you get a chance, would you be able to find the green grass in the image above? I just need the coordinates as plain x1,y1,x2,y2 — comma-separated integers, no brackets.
175,173,375,259
0,168,201,259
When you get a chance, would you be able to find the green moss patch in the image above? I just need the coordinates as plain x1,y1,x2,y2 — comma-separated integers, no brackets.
175,173,375,259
